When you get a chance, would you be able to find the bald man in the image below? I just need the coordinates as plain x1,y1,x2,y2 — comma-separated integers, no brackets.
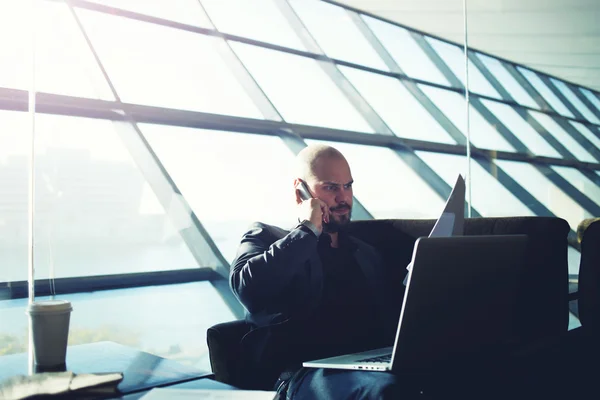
230,145,400,399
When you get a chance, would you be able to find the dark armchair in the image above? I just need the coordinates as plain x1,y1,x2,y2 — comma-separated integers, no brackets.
207,217,570,389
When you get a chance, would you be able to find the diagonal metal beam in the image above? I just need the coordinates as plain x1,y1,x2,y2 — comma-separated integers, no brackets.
64,0,247,316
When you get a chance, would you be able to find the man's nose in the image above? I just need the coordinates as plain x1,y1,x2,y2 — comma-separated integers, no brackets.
335,188,351,204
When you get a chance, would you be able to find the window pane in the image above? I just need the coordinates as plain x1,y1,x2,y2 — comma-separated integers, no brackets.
201,0,306,51
475,53,539,110
88,0,211,26
77,9,262,118
339,67,456,144
419,86,516,152
288,0,388,71
568,247,581,276
579,88,600,114
0,282,235,370
3,115,199,282
517,67,575,118
230,42,373,132
496,160,593,230
528,112,597,163
0,111,30,283
550,79,600,124
481,100,562,158
362,16,449,87
551,166,600,209
0,1,113,100
569,121,600,151
425,37,501,99
140,125,298,262
305,140,446,219
416,152,534,218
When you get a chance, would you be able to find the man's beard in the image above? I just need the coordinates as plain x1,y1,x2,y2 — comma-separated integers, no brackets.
323,205,352,233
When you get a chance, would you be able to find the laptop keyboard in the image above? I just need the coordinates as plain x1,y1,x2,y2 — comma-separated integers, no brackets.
356,353,392,363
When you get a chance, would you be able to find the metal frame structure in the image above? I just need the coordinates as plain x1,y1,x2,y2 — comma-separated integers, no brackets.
1,0,599,320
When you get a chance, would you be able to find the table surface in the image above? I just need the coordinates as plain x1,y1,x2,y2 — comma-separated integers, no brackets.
0,341,220,397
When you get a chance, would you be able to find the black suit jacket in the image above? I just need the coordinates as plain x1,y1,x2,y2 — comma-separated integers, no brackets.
229,222,396,385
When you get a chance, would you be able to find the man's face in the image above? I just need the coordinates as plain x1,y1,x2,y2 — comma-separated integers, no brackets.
308,156,353,233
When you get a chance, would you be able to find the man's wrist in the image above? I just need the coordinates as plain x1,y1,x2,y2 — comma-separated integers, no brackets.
298,219,322,237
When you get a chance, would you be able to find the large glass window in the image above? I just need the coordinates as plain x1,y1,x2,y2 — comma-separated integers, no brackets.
481,100,562,158
550,79,600,124
76,9,262,118
230,42,373,132
496,160,593,231
362,16,450,87
425,37,501,99
288,0,388,71
579,88,600,114
528,112,598,163
0,282,235,368
27,115,198,282
416,152,534,218
306,140,447,219
568,121,600,153
550,166,600,209
419,86,516,152
140,125,297,262
0,111,30,284
517,67,575,118
0,1,114,100
87,0,212,26
200,0,306,51
338,67,456,144
475,53,539,110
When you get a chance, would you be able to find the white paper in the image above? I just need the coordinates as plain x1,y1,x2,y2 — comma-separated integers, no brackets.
141,388,279,400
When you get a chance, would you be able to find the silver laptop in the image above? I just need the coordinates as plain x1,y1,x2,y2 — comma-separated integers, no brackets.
303,235,527,373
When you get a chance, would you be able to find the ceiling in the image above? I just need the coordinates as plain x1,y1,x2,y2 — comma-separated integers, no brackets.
336,0,600,92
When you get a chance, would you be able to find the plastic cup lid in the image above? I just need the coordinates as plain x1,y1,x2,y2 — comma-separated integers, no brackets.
27,300,73,313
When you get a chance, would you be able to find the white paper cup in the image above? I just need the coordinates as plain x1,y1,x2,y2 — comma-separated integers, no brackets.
26,300,73,367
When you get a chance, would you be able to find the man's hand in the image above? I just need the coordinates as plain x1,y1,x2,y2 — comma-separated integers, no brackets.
297,195,329,234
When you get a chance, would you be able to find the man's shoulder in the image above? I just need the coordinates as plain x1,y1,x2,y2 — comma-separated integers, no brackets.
244,221,290,239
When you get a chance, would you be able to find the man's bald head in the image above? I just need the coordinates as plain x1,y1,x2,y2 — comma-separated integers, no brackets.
295,144,347,183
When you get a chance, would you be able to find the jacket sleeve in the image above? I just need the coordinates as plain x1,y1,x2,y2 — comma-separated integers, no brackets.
230,222,319,314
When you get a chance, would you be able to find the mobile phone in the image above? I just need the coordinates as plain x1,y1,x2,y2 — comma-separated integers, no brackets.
298,181,312,201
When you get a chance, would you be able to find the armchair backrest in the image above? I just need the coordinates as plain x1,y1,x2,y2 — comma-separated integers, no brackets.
577,218,600,333
347,217,570,346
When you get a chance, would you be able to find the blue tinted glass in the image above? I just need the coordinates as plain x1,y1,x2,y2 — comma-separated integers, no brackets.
77,9,262,117
550,78,600,124
0,1,114,99
426,37,501,98
230,42,373,132
141,124,298,262
339,66,456,144
362,16,450,86
569,121,600,151
201,0,307,51
475,53,539,109
419,86,515,152
579,88,600,114
517,67,575,118
482,100,562,158
0,282,235,368
496,159,593,230
551,166,600,209
288,0,388,70
528,111,597,163
89,0,211,26
416,151,534,218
